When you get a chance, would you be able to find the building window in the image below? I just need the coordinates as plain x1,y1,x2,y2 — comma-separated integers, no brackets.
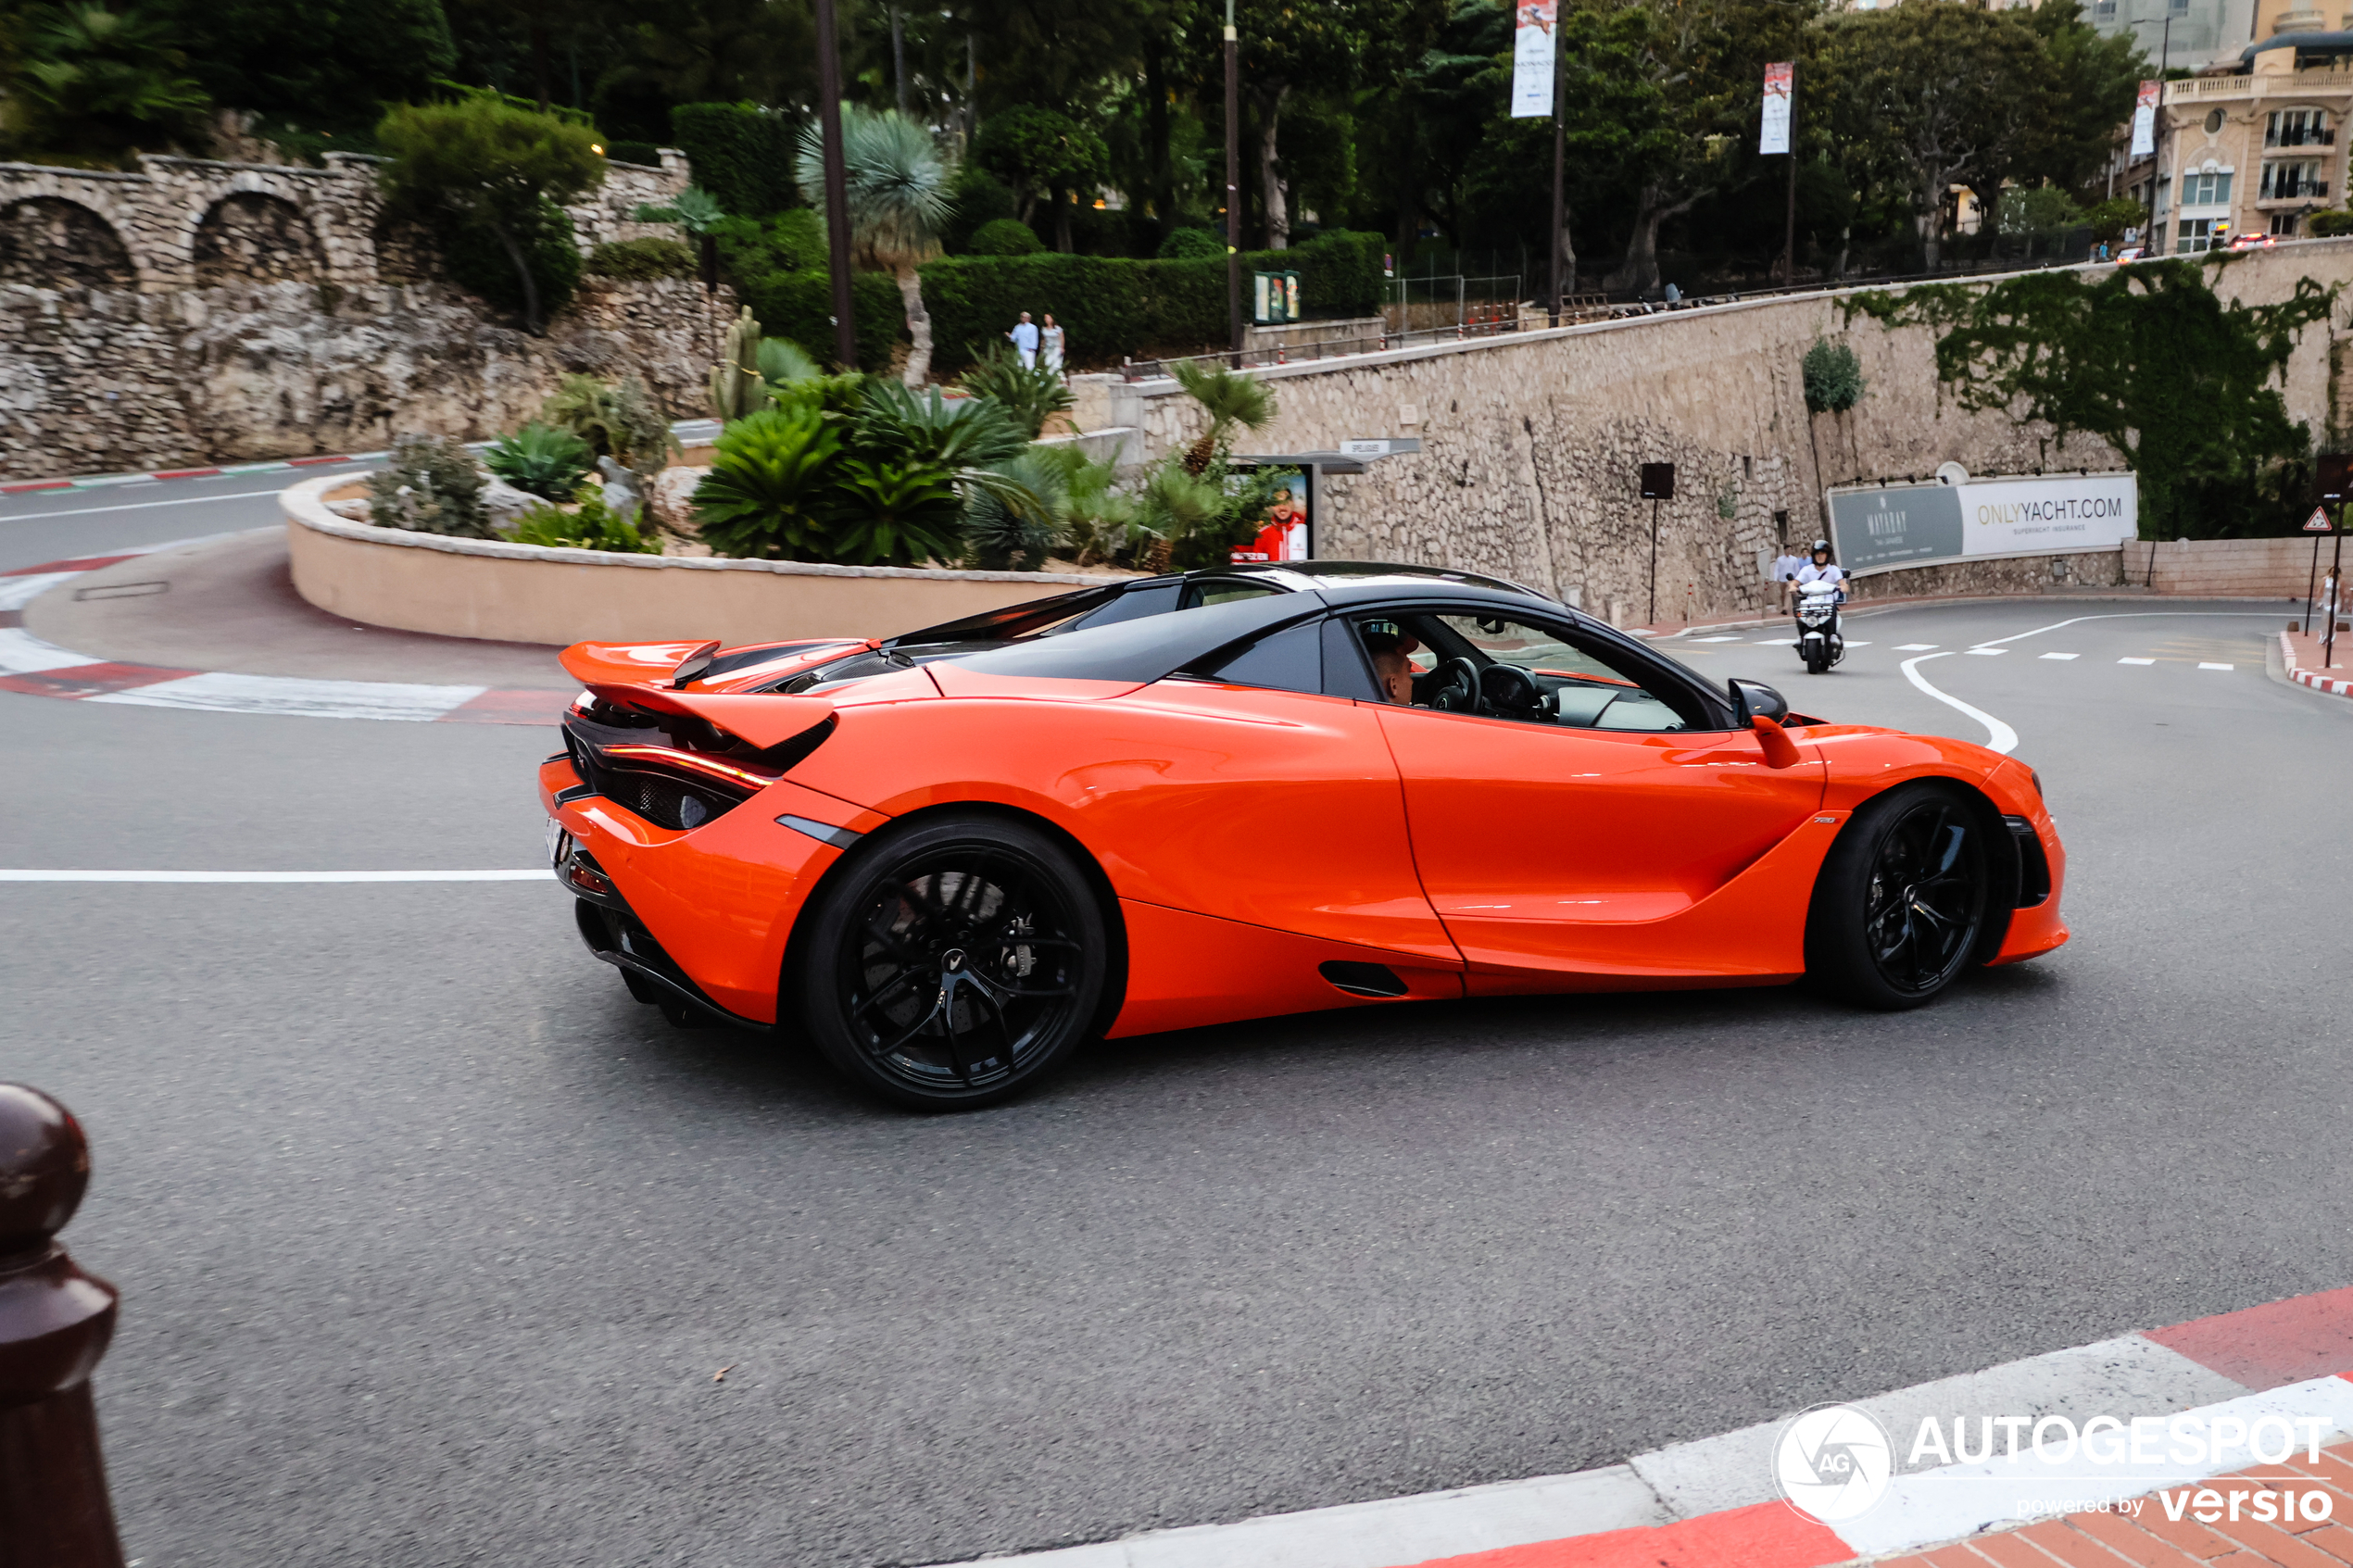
2181,170,2233,205
2261,159,2327,199
2093,0,2117,17
2267,108,2334,148
2179,218,2215,251
2272,212,2302,235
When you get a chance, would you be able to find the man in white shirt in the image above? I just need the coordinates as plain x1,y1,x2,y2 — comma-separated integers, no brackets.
1769,545,1806,591
1792,539,1847,607
1009,312,1040,368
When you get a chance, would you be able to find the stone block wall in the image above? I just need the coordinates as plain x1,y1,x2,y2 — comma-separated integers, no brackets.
2122,535,2342,598
1109,243,2353,625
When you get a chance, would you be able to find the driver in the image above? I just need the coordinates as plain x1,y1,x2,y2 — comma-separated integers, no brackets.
1791,539,1847,608
1360,622,1422,704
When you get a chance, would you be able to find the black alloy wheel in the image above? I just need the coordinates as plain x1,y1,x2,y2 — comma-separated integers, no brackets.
1806,782,1991,1010
795,811,1109,1110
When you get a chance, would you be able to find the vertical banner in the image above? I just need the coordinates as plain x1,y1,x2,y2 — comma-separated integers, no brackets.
1759,61,1793,155
1510,0,1557,119
2131,80,2158,157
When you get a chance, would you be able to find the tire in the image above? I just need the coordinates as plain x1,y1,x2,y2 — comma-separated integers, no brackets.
1806,782,1993,1010
1804,645,1828,674
792,810,1110,1110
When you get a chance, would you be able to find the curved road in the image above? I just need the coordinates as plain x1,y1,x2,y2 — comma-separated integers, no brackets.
5,483,2351,1568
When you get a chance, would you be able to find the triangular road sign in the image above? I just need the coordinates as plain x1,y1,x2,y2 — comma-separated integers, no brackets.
2306,508,2334,532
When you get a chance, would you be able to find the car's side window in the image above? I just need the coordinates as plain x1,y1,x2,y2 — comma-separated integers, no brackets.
1180,580,1279,610
1346,610,1712,732
1192,619,1324,696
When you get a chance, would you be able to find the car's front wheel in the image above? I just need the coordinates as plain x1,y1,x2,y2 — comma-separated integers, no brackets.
1806,782,1991,1010
793,810,1110,1110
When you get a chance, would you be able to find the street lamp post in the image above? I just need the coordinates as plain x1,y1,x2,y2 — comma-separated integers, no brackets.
1548,13,1566,326
1225,0,1243,368
2133,15,2173,255
813,0,858,370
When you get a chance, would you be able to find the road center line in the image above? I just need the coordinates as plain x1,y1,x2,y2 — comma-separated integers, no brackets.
1899,650,2020,755
0,869,547,883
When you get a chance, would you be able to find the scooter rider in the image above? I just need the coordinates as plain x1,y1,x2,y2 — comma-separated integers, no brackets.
1790,539,1846,609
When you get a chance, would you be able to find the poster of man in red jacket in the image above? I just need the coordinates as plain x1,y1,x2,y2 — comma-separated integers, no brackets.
1229,475,1310,563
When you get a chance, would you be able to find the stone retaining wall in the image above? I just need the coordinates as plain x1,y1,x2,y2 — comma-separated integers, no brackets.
2123,535,2343,598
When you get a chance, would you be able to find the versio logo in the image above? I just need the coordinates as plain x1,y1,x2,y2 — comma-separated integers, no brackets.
1774,1403,1894,1523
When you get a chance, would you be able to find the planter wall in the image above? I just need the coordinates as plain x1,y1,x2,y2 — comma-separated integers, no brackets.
282,473,1126,648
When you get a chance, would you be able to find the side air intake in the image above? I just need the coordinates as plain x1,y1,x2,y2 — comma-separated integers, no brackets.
1319,961,1409,999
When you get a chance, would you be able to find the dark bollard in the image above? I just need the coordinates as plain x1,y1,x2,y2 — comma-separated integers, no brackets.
0,1085,125,1568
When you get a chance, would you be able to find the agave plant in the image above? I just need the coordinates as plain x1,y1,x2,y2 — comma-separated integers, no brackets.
797,105,953,384
963,449,1072,571
538,373,679,477
689,408,845,560
483,422,595,500
957,343,1075,439
1170,360,1276,475
857,382,1027,469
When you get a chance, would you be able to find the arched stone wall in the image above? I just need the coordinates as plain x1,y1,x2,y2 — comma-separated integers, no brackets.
192,193,323,285
0,197,137,288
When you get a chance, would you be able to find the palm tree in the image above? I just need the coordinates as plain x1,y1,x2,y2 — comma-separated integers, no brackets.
1170,361,1277,474
798,104,953,386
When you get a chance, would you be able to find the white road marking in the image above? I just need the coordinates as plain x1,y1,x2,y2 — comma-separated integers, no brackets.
0,869,547,883
0,626,104,674
1894,643,1938,651
1899,651,2019,754
1971,609,2290,646
0,485,334,521
1966,647,2007,656
86,671,485,721
2199,661,2235,670
1687,634,1743,643
2119,657,2156,665
2039,652,2079,660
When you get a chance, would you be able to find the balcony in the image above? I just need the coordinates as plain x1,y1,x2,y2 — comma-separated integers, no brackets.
2267,127,2337,145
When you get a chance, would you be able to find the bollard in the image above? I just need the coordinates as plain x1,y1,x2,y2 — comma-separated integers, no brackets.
0,1085,125,1568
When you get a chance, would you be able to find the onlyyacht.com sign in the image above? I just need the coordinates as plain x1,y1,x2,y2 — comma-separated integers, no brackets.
1826,472,2137,575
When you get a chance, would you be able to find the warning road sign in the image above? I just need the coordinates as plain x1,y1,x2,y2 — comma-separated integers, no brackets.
2306,508,2334,532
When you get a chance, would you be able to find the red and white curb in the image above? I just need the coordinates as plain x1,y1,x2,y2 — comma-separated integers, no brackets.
2284,630,2353,697
949,1285,2353,1568
0,547,565,725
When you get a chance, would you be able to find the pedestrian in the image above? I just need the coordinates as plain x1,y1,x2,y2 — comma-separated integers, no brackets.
1039,313,1065,374
1769,541,1806,591
2321,562,2344,632
1009,311,1039,369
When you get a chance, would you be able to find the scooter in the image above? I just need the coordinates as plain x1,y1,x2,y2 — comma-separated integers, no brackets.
1793,579,1845,674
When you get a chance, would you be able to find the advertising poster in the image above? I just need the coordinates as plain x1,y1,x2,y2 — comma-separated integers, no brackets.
1510,0,1557,119
1827,473,2137,576
2131,81,2159,157
1228,471,1312,563
1760,61,1793,156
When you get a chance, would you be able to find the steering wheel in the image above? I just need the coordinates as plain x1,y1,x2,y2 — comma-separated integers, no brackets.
1421,656,1483,713
1479,663,1546,717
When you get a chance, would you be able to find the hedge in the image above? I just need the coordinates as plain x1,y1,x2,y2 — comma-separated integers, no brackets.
917,230,1387,371
736,269,903,374
669,102,800,217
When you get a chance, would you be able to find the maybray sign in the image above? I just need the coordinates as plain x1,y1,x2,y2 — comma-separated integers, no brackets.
1827,472,2136,576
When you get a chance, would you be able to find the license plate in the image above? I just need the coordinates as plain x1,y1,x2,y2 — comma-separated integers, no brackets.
546,819,568,867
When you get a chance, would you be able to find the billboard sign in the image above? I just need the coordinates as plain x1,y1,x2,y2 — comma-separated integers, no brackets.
1827,472,2137,575
1227,468,1313,562
1510,0,1557,118
1760,62,1793,156
2131,81,2159,157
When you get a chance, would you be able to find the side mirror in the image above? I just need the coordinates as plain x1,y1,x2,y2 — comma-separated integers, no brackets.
1728,678,1789,726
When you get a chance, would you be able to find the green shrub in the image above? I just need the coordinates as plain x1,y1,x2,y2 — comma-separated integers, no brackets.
2308,208,2353,238
918,229,1387,371
539,373,678,475
2085,197,2146,244
735,267,904,372
484,422,596,499
969,218,1045,257
956,345,1074,439
668,102,799,216
856,381,1029,468
963,449,1070,571
1158,227,1225,260
438,198,584,321
366,434,493,538
507,485,661,553
943,167,1018,254
715,208,826,281
1801,339,1865,415
691,407,963,566
585,236,697,280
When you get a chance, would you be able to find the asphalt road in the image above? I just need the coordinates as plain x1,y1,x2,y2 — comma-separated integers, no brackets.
6,483,2351,1568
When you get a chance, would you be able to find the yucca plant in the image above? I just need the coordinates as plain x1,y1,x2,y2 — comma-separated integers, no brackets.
689,408,845,560
483,422,595,500
1170,360,1276,475
797,105,953,383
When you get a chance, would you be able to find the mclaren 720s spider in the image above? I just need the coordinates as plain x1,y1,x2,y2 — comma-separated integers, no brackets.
538,561,2067,1109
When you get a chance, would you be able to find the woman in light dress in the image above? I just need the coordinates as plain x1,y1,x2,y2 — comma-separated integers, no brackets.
1039,313,1065,374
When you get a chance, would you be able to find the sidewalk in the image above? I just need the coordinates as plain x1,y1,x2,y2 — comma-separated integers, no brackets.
2282,628,2353,700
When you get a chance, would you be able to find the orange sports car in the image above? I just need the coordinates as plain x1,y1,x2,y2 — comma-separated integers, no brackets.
539,563,2067,1109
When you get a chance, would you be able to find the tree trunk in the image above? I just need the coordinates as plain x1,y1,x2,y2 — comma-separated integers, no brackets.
890,6,908,116
1836,222,1851,279
1143,38,1172,222
895,264,932,385
530,21,553,113
1053,194,1073,253
1254,85,1291,250
1560,206,1577,296
490,215,543,334
1604,184,1696,295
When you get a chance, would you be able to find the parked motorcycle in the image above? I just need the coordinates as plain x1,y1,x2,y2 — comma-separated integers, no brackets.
1793,579,1845,674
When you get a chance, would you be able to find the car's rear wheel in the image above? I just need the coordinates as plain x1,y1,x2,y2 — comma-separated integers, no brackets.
794,811,1108,1110
1806,782,1991,1010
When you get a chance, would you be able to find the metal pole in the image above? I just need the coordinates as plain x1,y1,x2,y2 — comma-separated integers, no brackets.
891,6,908,117
1548,11,1565,327
2308,531,2324,632
2330,531,2345,668
1225,0,1243,369
1781,63,1798,286
812,0,858,370
1648,496,1661,624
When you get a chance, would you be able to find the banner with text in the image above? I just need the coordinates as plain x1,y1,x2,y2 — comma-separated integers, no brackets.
1511,0,1557,118
1827,473,2138,575
2131,80,2159,157
1760,61,1793,155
